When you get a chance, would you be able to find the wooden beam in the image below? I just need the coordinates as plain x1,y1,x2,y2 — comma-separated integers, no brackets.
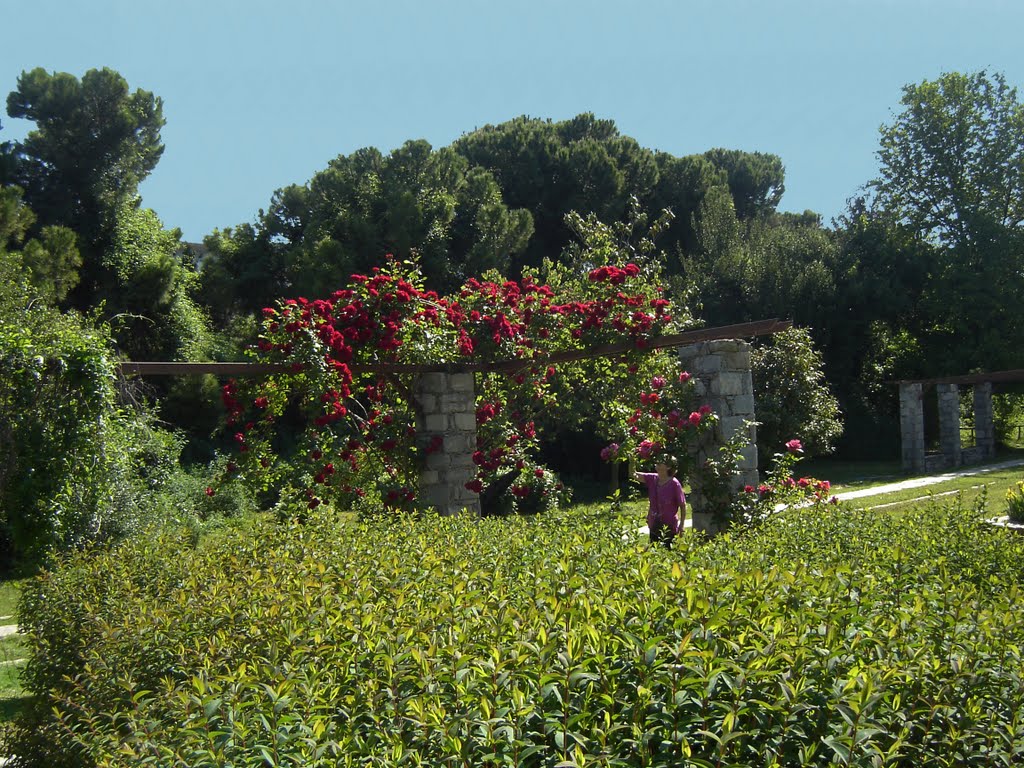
116,319,792,377
895,369,1024,387
118,362,294,376
481,319,792,373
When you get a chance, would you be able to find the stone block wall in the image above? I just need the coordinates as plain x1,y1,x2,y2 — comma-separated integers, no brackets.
899,380,996,473
415,371,481,516
936,383,962,469
973,383,995,461
678,340,758,535
899,383,926,473
412,342,767,527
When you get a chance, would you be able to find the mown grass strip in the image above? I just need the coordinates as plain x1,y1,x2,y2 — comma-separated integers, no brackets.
844,467,1023,514
0,583,22,625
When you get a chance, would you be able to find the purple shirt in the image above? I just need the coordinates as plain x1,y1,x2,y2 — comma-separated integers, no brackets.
638,473,686,533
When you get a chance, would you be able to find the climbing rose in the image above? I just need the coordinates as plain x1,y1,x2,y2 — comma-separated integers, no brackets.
785,439,803,453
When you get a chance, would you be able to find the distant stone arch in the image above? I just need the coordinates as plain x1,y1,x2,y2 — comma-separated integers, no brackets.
897,370,1024,473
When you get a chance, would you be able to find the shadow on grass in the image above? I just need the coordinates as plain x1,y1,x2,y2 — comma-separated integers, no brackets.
0,695,31,724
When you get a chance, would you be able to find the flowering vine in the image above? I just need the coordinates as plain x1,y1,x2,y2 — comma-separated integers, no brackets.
217,255,710,516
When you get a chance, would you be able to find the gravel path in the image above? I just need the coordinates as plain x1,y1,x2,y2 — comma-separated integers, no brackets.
835,457,1024,502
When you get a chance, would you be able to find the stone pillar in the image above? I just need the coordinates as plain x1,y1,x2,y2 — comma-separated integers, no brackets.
973,382,995,460
899,383,926,474
936,383,961,468
415,371,481,516
678,339,758,536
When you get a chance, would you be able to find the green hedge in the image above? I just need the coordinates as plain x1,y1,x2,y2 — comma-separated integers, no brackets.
8,499,1024,766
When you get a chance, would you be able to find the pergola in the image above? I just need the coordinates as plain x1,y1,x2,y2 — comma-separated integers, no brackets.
119,319,792,531
897,369,1024,474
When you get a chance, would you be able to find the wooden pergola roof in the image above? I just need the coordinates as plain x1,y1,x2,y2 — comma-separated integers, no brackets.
895,369,1024,387
118,319,792,377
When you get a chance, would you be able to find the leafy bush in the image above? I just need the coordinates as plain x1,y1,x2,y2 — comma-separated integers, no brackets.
8,498,1024,766
0,305,155,569
993,392,1024,447
752,326,843,459
0,245,224,571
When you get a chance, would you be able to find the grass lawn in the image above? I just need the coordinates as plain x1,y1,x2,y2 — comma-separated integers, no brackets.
804,446,1024,493
0,579,28,727
0,580,22,622
840,465,1024,516
798,457,902,491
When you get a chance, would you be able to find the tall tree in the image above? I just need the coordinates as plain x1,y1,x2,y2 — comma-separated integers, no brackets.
703,148,786,221
874,71,1024,245
199,141,534,319
4,67,210,367
872,70,1024,374
6,67,165,260
453,114,658,274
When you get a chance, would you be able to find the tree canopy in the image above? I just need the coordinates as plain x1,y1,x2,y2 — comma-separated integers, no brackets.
6,67,165,255
9,62,1024,465
874,71,1024,246
872,70,1024,376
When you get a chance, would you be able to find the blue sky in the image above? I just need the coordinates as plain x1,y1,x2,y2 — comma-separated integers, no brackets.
2,0,1022,243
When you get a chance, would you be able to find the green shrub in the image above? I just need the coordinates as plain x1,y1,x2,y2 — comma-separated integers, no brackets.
752,326,843,459
0,252,239,571
8,499,1024,766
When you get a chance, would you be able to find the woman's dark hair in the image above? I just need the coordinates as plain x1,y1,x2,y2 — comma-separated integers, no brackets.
659,454,679,476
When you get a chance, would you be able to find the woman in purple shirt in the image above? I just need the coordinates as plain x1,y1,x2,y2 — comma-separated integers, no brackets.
634,454,686,548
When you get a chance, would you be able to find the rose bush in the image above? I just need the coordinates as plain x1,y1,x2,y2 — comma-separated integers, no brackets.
217,253,716,516
731,436,838,528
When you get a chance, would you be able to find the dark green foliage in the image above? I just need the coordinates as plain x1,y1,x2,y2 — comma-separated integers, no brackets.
870,70,1024,377
199,141,535,318
199,112,789,323
5,67,164,297
5,67,162,226
0,298,189,571
702,148,786,221
0,185,81,306
692,207,839,332
648,152,727,259
11,498,1024,766
0,218,211,570
4,68,210,372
